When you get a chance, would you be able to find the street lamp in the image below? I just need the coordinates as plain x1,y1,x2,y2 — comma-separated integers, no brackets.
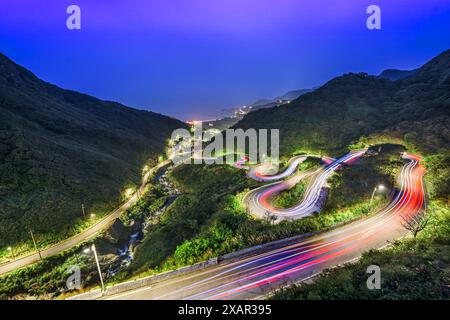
124,187,134,200
84,244,105,293
370,184,385,205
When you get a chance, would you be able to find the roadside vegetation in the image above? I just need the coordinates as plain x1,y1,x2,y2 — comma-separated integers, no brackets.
0,240,97,300
0,159,156,264
271,157,323,208
0,181,170,299
112,165,260,280
111,144,402,282
273,180,308,208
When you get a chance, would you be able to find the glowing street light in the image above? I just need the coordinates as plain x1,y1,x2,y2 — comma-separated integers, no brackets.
370,184,386,205
83,244,105,293
124,187,134,199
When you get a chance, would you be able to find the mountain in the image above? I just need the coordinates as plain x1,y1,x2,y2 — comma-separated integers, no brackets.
234,50,450,156
378,68,418,81
278,89,312,101
210,88,313,130
247,88,312,109
0,52,186,246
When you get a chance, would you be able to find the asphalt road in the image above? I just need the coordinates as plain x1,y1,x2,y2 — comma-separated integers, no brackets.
0,159,171,276
247,155,309,181
103,153,425,300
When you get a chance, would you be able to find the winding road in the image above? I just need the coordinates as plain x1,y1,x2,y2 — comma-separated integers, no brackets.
102,152,426,300
247,155,309,182
244,150,366,221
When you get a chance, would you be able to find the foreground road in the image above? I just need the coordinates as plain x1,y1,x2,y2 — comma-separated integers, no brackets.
0,159,171,276
103,153,425,300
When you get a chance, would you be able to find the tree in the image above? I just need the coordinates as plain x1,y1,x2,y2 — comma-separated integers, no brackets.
401,206,432,238
264,211,277,225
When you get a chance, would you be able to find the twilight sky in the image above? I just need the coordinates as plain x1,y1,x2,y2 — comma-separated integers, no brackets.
1,1,450,120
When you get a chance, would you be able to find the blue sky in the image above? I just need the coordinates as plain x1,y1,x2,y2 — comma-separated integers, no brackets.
1,0,450,119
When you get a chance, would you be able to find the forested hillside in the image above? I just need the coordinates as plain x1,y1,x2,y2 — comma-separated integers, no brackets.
0,52,186,246
234,50,450,157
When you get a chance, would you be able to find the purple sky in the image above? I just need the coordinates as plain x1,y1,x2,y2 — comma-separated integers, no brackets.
1,1,450,120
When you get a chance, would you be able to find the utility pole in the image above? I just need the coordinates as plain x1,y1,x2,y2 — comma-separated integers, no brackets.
8,246,15,260
370,185,385,206
92,244,105,293
370,186,377,205
81,204,86,218
29,229,42,260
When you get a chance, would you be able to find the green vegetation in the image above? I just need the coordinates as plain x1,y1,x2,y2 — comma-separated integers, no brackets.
326,144,403,210
112,164,259,279
424,151,450,200
273,180,307,209
0,240,98,299
0,52,186,251
299,157,323,171
120,184,168,226
0,177,172,299
272,157,324,209
114,147,399,280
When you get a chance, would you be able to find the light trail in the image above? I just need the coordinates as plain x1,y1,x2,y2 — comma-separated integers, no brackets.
245,150,367,221
247,156,308,181
104,153,425,300
182,153,425,299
